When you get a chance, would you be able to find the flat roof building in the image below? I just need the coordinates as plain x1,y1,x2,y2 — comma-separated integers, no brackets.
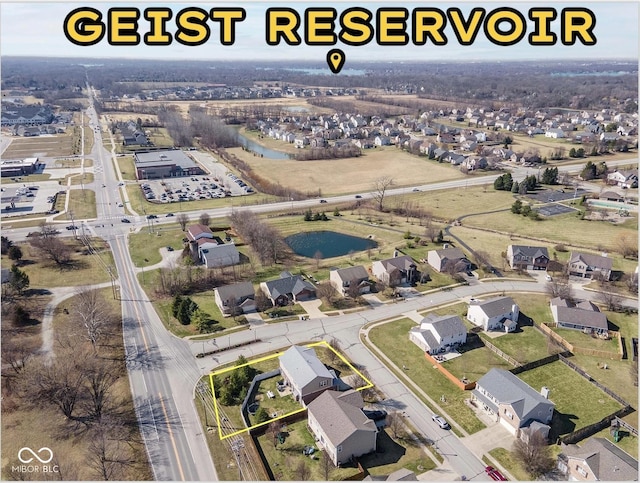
1,157,39,177
134,149,204,179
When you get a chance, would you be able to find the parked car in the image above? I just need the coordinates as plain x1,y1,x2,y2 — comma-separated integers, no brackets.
65,225,78,230
166,246,174,252
432,415,450,429
363,409,388,422
545,274,552,281
146,214,158,219
485,466,507,481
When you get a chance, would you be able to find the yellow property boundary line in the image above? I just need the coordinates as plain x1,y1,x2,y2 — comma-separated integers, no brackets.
208,340,374,440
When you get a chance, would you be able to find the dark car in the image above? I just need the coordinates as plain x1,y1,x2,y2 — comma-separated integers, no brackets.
121,218,131,223
166,213,174,217
146,214,158,219
355,194,362,199
319,199,327,203
166,246,174,252
65,225,79,230
363,409,388,422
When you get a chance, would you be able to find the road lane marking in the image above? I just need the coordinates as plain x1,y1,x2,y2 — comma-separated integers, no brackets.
158,392,186,481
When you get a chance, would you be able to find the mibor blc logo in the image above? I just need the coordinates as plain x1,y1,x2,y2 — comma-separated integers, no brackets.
12,447,59,474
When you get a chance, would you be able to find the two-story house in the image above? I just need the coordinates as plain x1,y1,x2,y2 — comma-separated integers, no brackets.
214,282,256,316
329,266,371,297
467,296,519,332
472,368,554,439
307,389,378,466
409,314,467,354
507,245,550,271
568,252,613,281
427,247,470,273
557,437,638,481
371,255,419,286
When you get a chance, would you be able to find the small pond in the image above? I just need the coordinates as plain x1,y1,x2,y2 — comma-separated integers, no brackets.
285,231,377,259
235,130,291,159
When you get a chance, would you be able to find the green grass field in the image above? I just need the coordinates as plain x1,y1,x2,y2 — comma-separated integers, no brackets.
368,317,486,434
16,238,114,288
117,156,138,181
66,188,97,219
128,225,186,266
518,360,624,437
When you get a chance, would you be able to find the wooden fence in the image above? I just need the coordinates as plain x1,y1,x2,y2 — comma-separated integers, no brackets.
424,353,476,390
483,339,522,367
537,323,622,360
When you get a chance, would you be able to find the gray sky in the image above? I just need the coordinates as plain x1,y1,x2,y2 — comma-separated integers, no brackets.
1,1,638,62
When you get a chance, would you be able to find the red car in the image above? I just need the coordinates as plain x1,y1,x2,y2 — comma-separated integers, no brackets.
485,466,507,481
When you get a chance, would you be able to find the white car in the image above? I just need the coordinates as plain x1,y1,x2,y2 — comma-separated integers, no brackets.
432,415,450,429
545,274,552,281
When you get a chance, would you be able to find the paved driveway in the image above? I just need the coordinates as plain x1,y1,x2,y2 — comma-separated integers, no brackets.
298,298,325,318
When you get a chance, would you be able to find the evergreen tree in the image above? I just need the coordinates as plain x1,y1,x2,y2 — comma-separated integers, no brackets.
580,161,597,180
171,294,184,318
511,200,523,214
511,181,520,193
9,265,29,295
493,176,504,190
503,173,513,191
304,209,313,221
7,245,23,263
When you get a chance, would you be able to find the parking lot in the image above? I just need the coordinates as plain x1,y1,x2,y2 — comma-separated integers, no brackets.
527,187,586,203
1,181,64,216
139,172,253,204
536,203,578,217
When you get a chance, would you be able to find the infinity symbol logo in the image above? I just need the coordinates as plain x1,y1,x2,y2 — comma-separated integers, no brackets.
18,447,54,464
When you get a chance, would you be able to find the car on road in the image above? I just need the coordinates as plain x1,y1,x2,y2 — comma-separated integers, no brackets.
319,199,327,203
146,214,158,219
432,415,450,429
65,225,79,230
412,187,420,192
355,194,362,199
545,274,552,281
166,213,174,217
166,246,174,252
117,202,123,207
485,466,507,481
118,182,124,186
121,218,131,223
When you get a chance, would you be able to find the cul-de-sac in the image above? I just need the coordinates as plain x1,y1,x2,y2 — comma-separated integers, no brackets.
1,50,638,482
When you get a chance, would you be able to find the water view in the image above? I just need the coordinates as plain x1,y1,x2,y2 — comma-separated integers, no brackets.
236,131,291,159
285,231,378,259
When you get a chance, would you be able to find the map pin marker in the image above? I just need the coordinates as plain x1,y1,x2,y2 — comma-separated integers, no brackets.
327,49,345,74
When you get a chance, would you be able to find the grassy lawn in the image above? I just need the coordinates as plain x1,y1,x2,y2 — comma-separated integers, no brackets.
368,317,486,434
442,339,512,381
229,144,469,196
146,127,174,147
518,360,624,438
360,429,436,477
67,188,97,219
553,327,620,352
592,426,638,459
129,226,186,266
65,172,94,185
17,238,114,288
248,378,300,426
152,287,241,337
117,155,138,181
478,325,551,364
487,447,532,481
464,209,637,253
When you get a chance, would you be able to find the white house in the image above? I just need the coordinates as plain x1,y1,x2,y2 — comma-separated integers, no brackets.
467,296,519,332
409,314,467,354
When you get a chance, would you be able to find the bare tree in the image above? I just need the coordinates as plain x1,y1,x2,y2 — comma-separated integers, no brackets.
295,461,311,481
616,233,638,259
29,235,72,266
199,212,210,227
545,279,574,302
266,420,282,448
624,272,638,294
474,250,492,272
254,290,272,312
73,289,111,351
327,338,341,364
87,421,134,480
597,283,623,312
176,213,190,231
315,282,337,306
320,450,334,480
512,432,554,478
372,176,394,212
387,412,406,439
84,358,120,421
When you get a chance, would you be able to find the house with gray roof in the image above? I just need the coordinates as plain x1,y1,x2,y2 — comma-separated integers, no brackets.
550,297,608,335
507,245,550,271
371,255,419,286
186,224,240,269
568,252,613,281
307,389,377,466
557,437,638,481
427,247,470,273
467,296,519,332
329,265,371,297
260,272,316,306
279,345,335,405
472,368,554,438
409,314,467,355
214,282,255,316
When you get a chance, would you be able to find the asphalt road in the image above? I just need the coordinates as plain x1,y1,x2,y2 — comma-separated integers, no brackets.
84,91,218,481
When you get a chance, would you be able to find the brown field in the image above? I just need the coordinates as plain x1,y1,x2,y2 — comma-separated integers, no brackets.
2,133,75,158
228,145,467,196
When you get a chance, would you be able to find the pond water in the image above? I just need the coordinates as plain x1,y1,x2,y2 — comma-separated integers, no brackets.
285,230,378,259
236,131,291,159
